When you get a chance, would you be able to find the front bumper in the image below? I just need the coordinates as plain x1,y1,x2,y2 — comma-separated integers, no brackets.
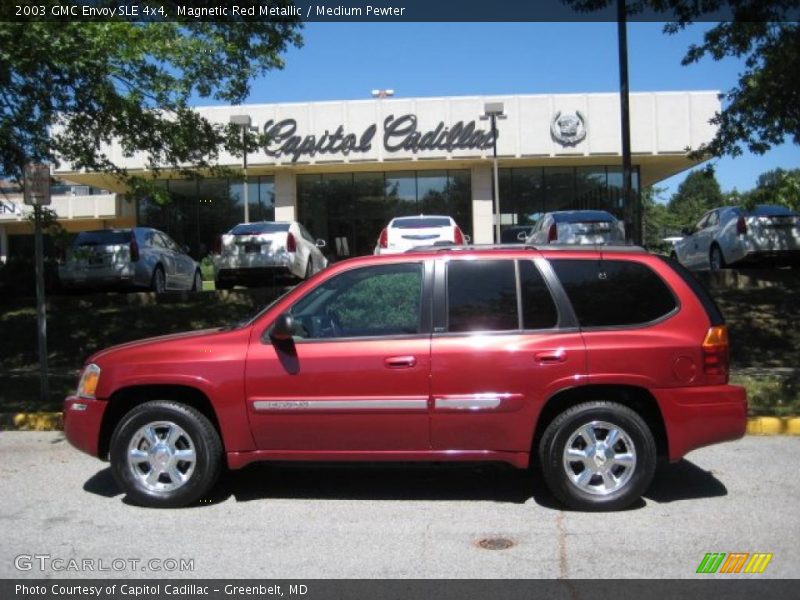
653,384,747,462
63,395,107,458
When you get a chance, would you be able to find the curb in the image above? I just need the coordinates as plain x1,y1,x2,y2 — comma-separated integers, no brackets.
2,412,800,435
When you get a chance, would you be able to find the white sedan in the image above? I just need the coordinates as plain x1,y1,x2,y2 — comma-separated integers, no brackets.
214,221,328,289
374,215,468,255
672,205,800,270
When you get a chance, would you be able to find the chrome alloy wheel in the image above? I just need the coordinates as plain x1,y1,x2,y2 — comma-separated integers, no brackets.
562,420,637,496
127,421,196,493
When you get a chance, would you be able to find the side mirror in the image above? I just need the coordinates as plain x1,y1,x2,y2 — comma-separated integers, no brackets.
315,239,327,248
517,231,527,241
270,313,294,341
464,234,471,243
681,227,693,236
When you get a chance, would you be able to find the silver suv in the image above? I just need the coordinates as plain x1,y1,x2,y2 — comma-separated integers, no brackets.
59,228,201,292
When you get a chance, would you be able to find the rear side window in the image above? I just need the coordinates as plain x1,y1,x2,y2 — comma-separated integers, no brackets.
550,259,677,327
519,260,558,329
447,260,518,332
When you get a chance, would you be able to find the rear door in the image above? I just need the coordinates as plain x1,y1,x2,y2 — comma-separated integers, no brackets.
429,257,587,454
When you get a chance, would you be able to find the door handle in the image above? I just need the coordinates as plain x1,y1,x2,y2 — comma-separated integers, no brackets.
384,356,417,368
535,350,566,364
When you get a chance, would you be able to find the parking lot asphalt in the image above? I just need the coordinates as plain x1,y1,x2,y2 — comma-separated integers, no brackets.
0,432,797,579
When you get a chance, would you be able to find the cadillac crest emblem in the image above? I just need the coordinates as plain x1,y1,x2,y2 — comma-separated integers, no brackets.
551,111,587,146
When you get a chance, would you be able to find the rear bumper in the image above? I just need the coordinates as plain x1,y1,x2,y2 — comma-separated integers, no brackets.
63,395,107,458
59,265,137,288
653,384,747,462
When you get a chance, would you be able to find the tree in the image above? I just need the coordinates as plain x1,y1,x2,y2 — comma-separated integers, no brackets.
667,169,724,228
564,1,800,159
741,168,800,210
640,185,670,248
0,11,302,199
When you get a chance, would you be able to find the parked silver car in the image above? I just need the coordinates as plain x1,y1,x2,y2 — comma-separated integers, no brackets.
214,221,328,289
374,215,468,255
525,210,626,245
672,205,800,270
59,228,201,292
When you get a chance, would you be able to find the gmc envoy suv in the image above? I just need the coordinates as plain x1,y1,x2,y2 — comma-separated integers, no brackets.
64,245,746,510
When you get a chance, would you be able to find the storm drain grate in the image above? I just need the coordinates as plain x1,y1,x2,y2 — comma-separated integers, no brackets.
476,537,516,550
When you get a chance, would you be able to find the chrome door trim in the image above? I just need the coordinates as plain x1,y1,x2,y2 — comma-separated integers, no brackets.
252,398,429,412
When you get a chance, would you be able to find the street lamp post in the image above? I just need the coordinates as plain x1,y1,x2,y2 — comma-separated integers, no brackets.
230,114,252,223
480,102,506,244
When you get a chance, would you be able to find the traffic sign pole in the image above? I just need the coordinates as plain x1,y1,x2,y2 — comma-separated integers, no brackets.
33,204,49,403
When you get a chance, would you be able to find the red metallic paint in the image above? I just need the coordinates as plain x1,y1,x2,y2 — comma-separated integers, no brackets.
63,247,747,472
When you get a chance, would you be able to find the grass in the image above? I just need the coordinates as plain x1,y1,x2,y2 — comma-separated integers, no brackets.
731,371,800,417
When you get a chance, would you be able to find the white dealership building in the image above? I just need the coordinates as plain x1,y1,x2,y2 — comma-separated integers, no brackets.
1,91,718,261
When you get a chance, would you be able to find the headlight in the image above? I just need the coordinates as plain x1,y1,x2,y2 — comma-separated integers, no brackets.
76,364,101,399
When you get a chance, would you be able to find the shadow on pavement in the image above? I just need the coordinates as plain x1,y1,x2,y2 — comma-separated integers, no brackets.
83,467,122,498
645,459,727,503
82,458,727,509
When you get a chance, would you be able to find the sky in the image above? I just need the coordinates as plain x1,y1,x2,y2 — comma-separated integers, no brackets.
208,21,798,203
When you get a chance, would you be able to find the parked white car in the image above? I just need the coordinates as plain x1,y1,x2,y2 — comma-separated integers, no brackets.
59,227,201,292
672,205,800,270
214,221,327,289
525,210,626,245
374,215,467,255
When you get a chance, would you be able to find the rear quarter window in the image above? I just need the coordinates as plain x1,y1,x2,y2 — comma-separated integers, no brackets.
550,259,677,327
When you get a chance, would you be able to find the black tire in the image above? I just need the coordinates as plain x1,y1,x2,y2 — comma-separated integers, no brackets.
709,245,726,271
109,401,223,508
191,270,203,292
150,266,166,293
538,401,656,511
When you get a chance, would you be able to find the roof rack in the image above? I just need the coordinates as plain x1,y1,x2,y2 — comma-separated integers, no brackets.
404,243,647,254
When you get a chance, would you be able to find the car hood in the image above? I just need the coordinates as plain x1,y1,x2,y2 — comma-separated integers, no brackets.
86,328,228,365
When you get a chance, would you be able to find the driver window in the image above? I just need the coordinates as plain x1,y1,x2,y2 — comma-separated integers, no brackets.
288,263,423,340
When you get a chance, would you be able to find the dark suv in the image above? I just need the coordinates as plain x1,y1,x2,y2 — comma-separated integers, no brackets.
64,245,746,510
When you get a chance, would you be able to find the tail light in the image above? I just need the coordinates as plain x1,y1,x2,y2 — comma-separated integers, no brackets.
286,232,297,253
454,227,465,245
548,223,558,243
130,236,140,262
378,228,388,249
212,235,222,254
702,325,729,380
736,216,747,235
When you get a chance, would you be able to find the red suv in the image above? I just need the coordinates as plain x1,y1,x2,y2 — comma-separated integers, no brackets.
64,246,746,510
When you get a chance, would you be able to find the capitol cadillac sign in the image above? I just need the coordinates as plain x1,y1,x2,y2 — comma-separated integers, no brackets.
256,111,587,163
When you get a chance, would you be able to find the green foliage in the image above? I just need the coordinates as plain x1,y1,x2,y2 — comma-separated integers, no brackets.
0,10,303,192
740,168,800,211
564,1,799,159
667,170,724,229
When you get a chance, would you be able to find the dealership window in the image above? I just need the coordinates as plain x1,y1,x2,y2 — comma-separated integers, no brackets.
499,166,640,235
297,170,471,259
137,176,275,258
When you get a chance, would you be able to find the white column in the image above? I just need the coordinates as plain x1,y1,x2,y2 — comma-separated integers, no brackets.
0,225,7,263
471,164,494,244
274,172,297,222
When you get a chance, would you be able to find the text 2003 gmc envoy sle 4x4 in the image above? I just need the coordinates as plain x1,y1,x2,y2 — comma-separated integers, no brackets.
64,246,747,510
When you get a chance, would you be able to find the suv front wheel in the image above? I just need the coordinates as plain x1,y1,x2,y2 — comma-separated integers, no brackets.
110,401,223,508
539,401,656,511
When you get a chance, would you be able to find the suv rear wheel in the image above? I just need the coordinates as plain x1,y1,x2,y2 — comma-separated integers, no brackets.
109,401,222,508
539,401,656,511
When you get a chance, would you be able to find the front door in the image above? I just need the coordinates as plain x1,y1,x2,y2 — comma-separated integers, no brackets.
245,261,432,451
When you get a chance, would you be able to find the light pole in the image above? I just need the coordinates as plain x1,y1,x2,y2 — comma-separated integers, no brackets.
617,0,637,243
230,114,252,223
481,102,506,244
